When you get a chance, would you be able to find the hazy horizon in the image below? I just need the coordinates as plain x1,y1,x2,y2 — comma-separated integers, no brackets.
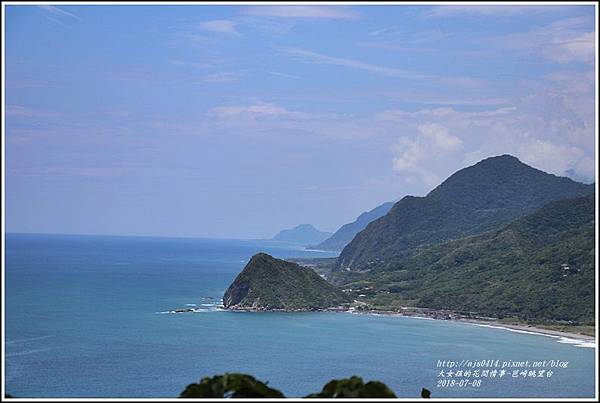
5,4,596,238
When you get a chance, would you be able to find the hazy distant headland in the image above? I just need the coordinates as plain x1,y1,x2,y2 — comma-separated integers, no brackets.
270,224,332,245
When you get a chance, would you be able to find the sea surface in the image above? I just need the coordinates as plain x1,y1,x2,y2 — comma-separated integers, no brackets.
4,233,596,398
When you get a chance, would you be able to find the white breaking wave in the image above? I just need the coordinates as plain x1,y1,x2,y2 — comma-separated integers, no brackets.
6,335,55,345
574,342,596,348
556,337,596,348
556,337,582,344
469,323,596,348
470,323,555,338
6,348,52,357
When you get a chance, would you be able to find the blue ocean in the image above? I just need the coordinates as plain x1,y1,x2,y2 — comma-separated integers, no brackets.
4,233,596,398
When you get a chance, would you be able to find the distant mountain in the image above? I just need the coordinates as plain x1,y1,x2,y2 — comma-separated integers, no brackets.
312,202,395,252
272,224,332,245
336,155,594,272
223,253,350,310
347,194,595,324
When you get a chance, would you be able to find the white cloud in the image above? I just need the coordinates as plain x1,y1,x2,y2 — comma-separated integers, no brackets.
208,103,292,119
518,139,595,181
202,72,241,83
276,47,427,79
242,6,360,20
357,41,436,53
418,123,463,151
6,105,60,118
379,81,595,188
426,5,551,18
169,60,214,69
494,16,595,64
380,88,511,107
38,5,81,20
391,123,463,187
199,20,239,35
276,47,489,89
540,31,595,64
203,102,377,140
266,71,301,80
369,28,398,36
6,79,54,89
236,16,295,37
198,67,595,187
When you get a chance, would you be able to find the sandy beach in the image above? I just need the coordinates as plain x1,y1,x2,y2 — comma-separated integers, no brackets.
343,309,596,344
459,319,596,342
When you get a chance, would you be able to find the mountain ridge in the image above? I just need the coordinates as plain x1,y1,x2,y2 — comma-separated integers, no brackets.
336,155,594,272
312,202,395,251
344,194,595,324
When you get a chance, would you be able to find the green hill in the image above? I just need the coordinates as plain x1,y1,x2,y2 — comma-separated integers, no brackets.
223,253,350,310
343,194,595,324
336,155,594,272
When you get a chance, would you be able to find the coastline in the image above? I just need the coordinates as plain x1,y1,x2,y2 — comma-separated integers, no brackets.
223,306,596,344
457,319,596,342
347,310,596,344
343,309,595,343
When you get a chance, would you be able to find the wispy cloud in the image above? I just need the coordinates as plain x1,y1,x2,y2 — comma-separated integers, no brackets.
199,19,240,35
357,41,436,53
203,101,375,140
381,91,511,107
6,105,60,118
425,5,551,18
493,16,595,64
6,78,55,89
369,28,400,36
266,71,301,80
203,72,242,83
539,31,594,64
168,59,216,69
44,15,70,28
38,5,81,20
208,103,294,119
275,47,427,79
242,5,360,20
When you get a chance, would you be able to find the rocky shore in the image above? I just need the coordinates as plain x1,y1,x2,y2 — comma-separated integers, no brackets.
222,305,596,342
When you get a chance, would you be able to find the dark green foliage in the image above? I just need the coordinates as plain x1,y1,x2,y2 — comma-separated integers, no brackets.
305,376,397,398
286,257,337,279
336,155,593,272
347,195,595,324
223,253,350,310
180,373,284,398
179,373,430,398
312,201,395,251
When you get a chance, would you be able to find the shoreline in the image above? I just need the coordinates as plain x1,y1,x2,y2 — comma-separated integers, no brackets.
456,319,596,342
223,307,596,344
345,310,596,343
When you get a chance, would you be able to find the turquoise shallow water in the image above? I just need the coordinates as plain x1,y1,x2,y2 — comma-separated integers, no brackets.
4,233,596,398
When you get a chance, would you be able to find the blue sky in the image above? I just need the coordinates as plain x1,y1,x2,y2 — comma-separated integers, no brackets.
4,4,597,238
